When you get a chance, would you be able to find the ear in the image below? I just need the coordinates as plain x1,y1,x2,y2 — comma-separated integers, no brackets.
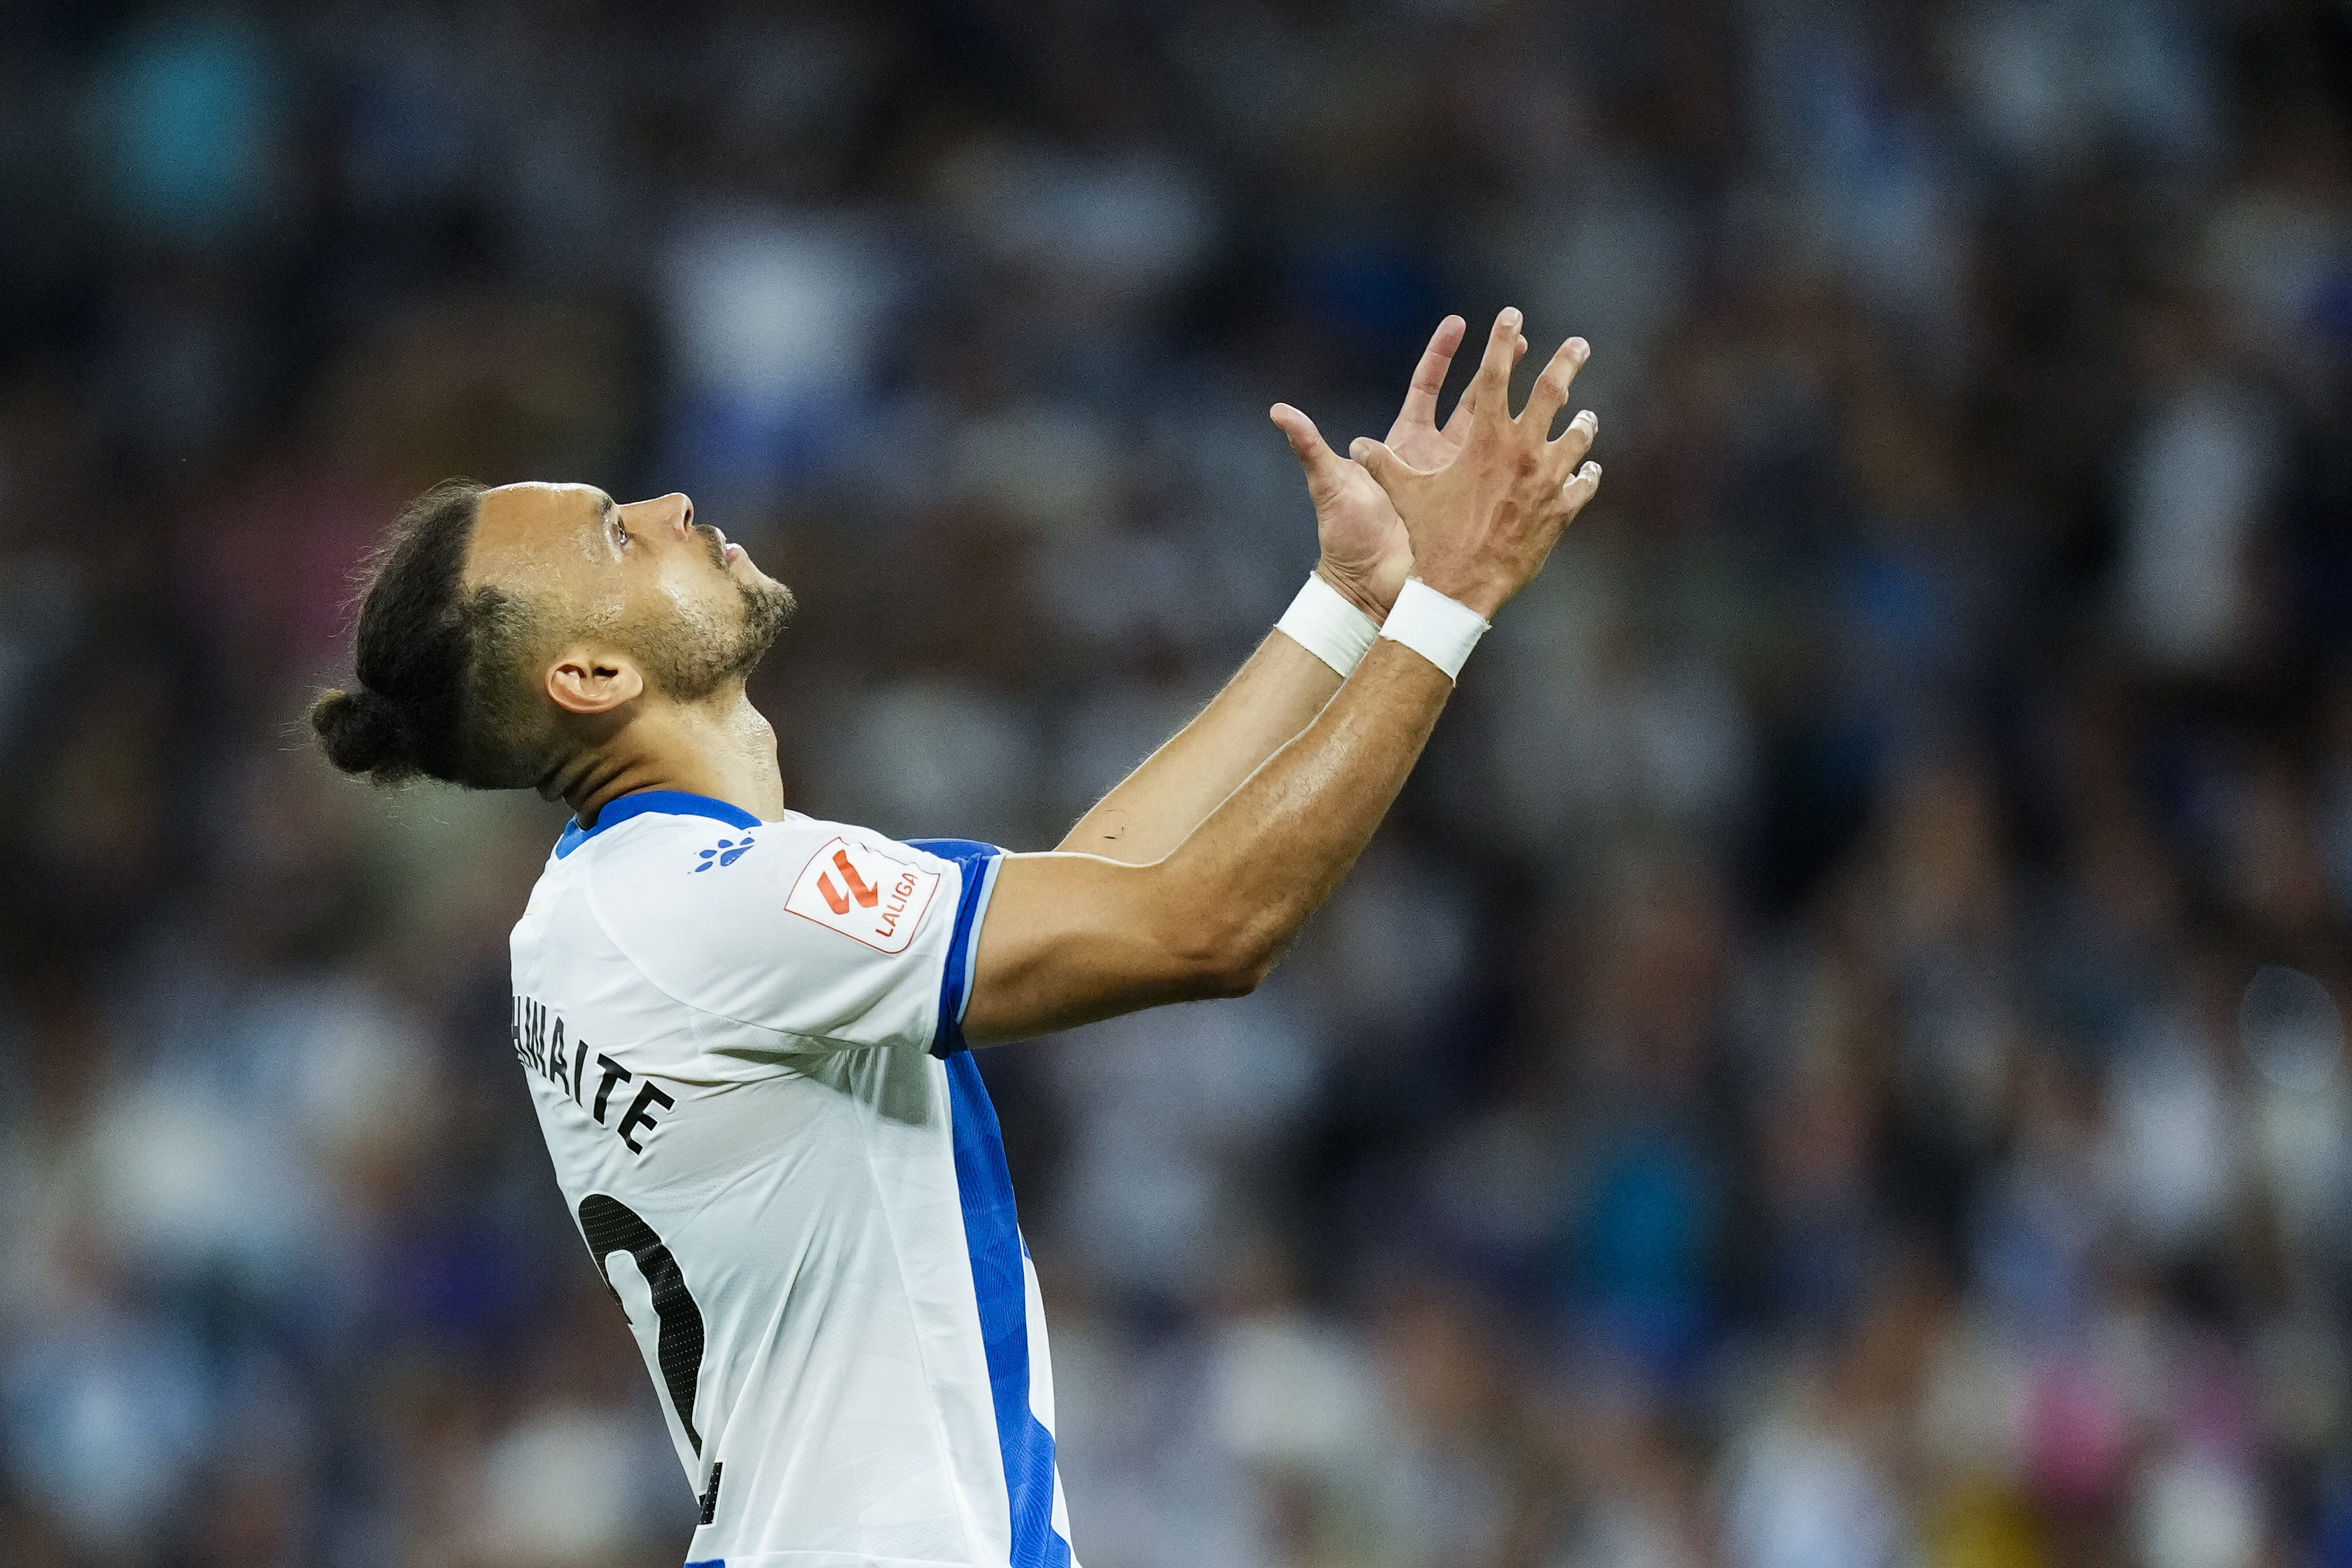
545,647,645,716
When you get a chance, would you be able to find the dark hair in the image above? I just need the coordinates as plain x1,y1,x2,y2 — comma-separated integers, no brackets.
310,481,555,789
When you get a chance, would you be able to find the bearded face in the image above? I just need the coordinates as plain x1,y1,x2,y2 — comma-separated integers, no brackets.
631,573,798,702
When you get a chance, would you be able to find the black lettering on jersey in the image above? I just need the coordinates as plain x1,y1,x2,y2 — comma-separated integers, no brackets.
592,1053,634,1123
699,1461,723,1525
616,1080,674,1153
579,1194,706,1455
511,996,671,1158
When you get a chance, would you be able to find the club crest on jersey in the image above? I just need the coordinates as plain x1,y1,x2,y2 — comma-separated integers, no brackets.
784,836,941,953
693,835,756,872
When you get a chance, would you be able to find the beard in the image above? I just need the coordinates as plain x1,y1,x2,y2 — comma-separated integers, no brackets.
634,575,797,702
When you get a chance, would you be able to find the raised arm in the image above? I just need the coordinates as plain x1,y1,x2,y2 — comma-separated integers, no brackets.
1054,628,1345,863
966,310,1600,1041
1056,314,1505,864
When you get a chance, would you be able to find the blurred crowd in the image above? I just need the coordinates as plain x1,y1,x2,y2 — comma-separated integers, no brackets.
2,1,2350,1565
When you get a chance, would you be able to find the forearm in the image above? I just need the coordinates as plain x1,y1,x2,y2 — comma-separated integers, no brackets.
964,638,1451,1042
1154,638,1450,965
1056,627,1343,863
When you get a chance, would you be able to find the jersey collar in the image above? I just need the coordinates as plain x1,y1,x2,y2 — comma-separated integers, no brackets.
554,790,764,859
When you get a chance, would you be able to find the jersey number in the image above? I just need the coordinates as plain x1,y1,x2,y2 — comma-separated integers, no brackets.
579,1194,708,1455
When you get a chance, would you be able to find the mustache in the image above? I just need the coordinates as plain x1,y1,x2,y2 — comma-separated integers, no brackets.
694,524,728,571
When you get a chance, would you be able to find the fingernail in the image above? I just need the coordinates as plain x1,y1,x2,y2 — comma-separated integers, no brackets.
1572,338,1590,362
1502,307,1522,328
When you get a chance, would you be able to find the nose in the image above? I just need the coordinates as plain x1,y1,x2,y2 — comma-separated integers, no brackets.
664,493,695,538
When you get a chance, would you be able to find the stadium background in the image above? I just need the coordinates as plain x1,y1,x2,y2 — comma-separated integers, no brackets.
2,2,2350,1564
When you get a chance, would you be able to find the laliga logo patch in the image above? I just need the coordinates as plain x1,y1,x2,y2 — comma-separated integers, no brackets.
784,836,941,954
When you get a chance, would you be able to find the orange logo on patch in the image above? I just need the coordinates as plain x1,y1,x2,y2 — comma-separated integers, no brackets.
817,850,881,915
786,836,942,954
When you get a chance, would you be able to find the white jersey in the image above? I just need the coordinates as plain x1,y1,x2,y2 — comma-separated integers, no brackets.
505,790,1076,1568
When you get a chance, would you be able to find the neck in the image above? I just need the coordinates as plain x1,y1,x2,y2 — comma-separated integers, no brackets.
554,684,786,827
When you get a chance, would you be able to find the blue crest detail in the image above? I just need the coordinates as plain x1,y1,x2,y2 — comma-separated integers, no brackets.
692,835,756,872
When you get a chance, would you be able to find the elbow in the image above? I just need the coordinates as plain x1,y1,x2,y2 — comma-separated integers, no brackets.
1173,915,1283,1000
1195,955,1273,1000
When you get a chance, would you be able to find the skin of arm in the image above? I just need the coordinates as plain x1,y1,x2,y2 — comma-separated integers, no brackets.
966,309,1600,1043
1055,630,1343,863
1056,314,1519,866
969,639,1455,1040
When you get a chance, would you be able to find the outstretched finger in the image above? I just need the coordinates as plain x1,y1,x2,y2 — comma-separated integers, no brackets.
1562,460,1602,516
1453,332,1531,430
1468,307,1524,419
1523,336,1591,431
1551,408,1598,470
1396,316,1466,431
1444,385,1473,434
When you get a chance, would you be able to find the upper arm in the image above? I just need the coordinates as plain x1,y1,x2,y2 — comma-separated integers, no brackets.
960,850,1256,1044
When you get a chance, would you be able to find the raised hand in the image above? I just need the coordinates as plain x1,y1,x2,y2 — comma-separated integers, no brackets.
1385,313,1525,470
1350,308,1601,620
1269,316,1527,622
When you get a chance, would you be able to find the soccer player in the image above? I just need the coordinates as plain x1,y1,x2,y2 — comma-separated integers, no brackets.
310,308,1600,1568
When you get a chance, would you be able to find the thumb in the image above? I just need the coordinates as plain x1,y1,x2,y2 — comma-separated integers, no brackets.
1270,403,1342,477
1350,436,1409,490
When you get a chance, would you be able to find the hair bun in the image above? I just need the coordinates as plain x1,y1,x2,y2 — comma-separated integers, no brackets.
309,686,421,783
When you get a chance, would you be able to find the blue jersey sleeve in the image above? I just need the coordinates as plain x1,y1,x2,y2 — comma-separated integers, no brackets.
905,839,1004,1058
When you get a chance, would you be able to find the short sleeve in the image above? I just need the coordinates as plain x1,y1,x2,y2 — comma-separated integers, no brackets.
584,817,1003,1055
902,838,1002,1058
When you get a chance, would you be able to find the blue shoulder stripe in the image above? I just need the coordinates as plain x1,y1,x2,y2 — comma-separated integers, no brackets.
908,838,1002,1058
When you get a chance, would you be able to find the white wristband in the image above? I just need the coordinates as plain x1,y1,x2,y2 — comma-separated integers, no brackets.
1377,579,1489,681
1275,572,1381,677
